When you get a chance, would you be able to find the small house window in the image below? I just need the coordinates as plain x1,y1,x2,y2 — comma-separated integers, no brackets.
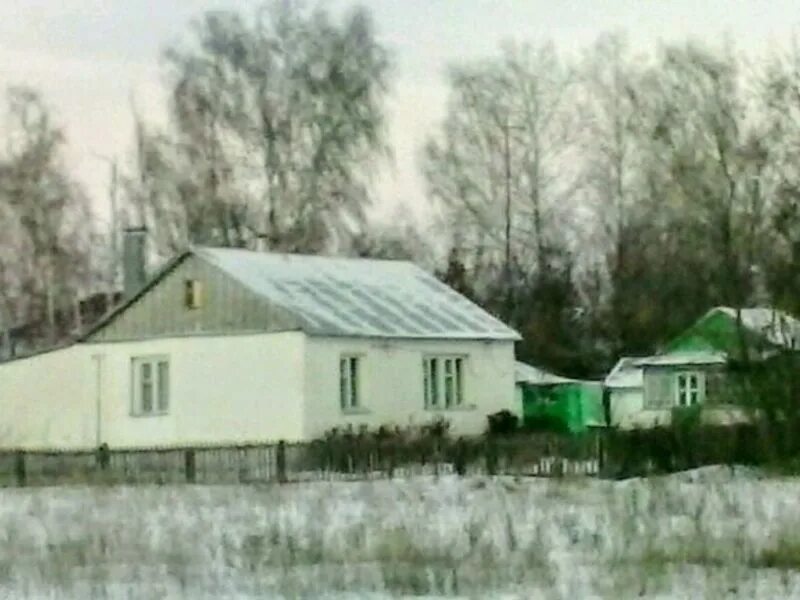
184,279,203,309
339,355,360,411
424,356,465,409
132,356,170,416
676,371,703,407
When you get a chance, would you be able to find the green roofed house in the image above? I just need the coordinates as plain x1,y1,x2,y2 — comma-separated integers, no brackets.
623,306,800,429
515,361,605,433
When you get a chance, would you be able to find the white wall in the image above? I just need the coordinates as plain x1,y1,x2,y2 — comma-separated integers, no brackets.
0,346,96,449
0,333,515,448
91,332,306,448
0,332,307,450
303,337,517,438
608,387,644,427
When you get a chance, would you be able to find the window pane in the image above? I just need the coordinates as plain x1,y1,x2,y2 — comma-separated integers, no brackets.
141,363,153,413
423,359,430,407
350,358,358,408
444,378,453,408
339,359,348,409
455,358,463,405
430,359,439,406
157,361,169,412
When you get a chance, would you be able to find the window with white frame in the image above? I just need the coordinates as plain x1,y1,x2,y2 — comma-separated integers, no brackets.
132,357,170,415
339,355,360,411
424,356,465,409
676,371,703,407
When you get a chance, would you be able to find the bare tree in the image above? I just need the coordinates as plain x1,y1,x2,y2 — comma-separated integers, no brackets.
126,2,392,255
0,87,95,350
423,42,576,319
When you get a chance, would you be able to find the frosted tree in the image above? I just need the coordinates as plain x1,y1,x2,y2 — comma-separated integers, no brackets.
127,2,392,255
0,87,94,347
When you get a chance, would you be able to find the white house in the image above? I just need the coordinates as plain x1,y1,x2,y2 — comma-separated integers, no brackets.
0,245,520,450
603,357,644,428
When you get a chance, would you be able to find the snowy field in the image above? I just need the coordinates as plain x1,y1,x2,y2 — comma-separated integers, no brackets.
2,467,800,598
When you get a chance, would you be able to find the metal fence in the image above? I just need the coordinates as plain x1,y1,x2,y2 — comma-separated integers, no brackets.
0,433,605,488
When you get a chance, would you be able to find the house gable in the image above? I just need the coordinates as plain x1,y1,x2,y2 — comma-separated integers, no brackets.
664,309,769,357
87,254,301,342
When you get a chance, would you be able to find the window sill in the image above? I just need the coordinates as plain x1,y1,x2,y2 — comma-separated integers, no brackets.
341,407,371,416
130,411,170,418
424,404,477,412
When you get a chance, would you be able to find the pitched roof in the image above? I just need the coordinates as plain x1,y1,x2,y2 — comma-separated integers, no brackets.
85,247,519,342
197,247,520,340
514,361,576,385
603,357,644,389
636,351,727,367
715,307,800,349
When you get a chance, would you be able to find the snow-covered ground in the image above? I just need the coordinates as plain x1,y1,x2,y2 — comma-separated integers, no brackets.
2,467,800,598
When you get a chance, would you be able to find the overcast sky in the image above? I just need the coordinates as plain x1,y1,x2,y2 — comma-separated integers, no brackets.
1,1,798,229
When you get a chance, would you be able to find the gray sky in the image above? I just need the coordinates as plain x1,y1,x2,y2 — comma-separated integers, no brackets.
0,1,798,228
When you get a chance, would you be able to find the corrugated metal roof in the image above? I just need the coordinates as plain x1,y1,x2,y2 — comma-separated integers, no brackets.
514,361,576,385
603,357,644,389
636,351,727,367
196,247,520,340
717,307,800,349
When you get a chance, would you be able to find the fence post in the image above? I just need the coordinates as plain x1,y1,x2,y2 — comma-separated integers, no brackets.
14,451,26,487
454,438,467,476
384,442,397,479
597,432,605,476
96,443,110,471
276,441,287,483
485,439,497,476
184,449,196,483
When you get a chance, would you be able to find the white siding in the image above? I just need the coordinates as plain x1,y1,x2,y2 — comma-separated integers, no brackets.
0,332,515,448
0,346,96,449
608,387,644,426
91,332,306,447
303,337,516,438
0,332,306,450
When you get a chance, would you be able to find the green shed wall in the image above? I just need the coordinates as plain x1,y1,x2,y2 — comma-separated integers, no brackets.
521,383,604,433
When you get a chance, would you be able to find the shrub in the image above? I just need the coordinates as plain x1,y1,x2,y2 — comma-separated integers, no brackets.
487,410,519,436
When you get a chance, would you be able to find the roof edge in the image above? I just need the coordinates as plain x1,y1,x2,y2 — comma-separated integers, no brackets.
78,250,193,341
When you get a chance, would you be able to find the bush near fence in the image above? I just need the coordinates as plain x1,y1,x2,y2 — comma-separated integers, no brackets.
300,427,602,478
603,423,770,478
0,429,604,488
5,418,799,487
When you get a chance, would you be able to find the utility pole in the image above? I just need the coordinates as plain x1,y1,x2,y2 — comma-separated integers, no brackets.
502,116,514,323
92,153,120,310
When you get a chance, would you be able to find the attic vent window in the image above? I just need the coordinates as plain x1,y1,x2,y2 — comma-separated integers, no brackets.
184,279,203,309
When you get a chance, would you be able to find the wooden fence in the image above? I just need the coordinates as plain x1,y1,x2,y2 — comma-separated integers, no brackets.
0,432,604,488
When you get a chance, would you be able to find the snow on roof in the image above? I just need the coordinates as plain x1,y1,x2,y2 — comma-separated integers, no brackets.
514,361,576,385
603,357,644,389
716,307,800,349
197,247,520,340
635,351,727,368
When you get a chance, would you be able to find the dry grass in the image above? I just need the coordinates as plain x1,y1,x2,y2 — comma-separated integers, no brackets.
0,469,798,597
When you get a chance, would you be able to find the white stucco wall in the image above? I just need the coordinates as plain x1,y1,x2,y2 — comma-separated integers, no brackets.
0,346,96,449
303,337,517,438
608,387,644,427
0,332,306,450
90,332,306,448
0,332,516,448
